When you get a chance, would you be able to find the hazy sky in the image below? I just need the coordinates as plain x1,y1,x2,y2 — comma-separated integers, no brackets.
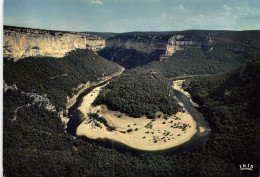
4,0,260,32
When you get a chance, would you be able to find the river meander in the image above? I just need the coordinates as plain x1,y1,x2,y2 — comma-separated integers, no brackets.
67,80,211,154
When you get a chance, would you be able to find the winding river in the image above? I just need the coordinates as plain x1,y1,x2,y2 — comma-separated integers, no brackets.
66,80,211,154
66,81,108,136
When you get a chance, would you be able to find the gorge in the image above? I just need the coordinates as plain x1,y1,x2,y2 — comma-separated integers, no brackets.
3,26,260,177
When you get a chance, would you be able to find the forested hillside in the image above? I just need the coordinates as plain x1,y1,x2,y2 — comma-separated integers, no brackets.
182,59,260,176
3,49,125,176
4,57,259,177
4,49,122,110
160,47,246,77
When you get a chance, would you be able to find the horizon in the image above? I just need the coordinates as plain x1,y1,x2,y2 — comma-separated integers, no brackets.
4,0,260,33
4,24,260,34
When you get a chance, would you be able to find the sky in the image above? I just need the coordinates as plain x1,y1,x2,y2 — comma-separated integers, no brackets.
3,0,260,32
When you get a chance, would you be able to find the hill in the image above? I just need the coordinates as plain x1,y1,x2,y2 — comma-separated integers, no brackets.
93,66,181,118
4,49,123,110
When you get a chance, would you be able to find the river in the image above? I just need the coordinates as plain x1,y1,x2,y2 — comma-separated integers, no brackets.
67,82,211,155
66,81,108,136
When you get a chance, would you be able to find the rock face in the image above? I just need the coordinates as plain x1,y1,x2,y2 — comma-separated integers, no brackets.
98,30,260,68
4,26,259,68
3,26,197,65
98,33,197,68
165,35,195,56
4,26,105,61
104,33,196,56
3,81,18,93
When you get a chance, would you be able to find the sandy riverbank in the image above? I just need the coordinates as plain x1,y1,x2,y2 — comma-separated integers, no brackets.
78,83,108,118
66,67,125,109
60,67,124,126
173,79,207,135
76,81,198,151
173,80,199,107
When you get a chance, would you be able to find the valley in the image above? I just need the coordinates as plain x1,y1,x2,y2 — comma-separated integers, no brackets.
3,26,260,177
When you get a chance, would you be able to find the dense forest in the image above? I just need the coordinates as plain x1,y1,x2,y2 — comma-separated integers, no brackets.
160,47,247,78
182,59,260,177
93,66,181,118
95,40,255,119
4,51,259,176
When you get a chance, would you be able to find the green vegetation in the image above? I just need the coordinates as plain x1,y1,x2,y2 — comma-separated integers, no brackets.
4,49,122,109
4,57,260,177
93,67,181,118
160,47,246,78
182,59,260,176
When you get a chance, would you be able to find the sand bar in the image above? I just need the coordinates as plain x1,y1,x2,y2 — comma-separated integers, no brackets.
76,81,198,151
199,126,205,133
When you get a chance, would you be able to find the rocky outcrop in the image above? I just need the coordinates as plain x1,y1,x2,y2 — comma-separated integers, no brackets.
164,35,195,57
22,92,56,112
3,81,18,92
98,33,197,68
104,34,196,57
4,26,105,61
105,36,165,54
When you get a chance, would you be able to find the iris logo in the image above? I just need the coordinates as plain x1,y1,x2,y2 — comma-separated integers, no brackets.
239,164,254,171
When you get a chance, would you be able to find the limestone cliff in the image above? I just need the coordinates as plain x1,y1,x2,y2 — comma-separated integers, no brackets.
3,26,199,64
98,33,197,68
104,34,195,57
4,26,105,61
4,26,258,68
